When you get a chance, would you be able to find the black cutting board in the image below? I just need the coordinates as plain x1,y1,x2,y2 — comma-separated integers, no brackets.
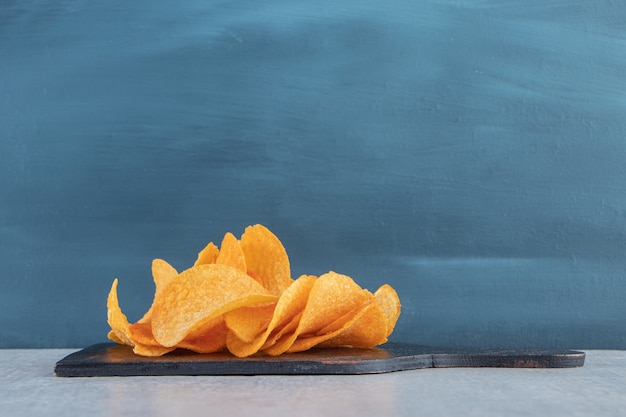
54,343,585,377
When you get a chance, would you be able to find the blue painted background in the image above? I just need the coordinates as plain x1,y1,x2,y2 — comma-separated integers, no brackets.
2,0,625,349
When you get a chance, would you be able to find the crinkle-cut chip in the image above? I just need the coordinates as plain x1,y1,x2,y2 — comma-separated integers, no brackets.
151,263,278,347
194,241,219,266
226,275,316,357
262,272,372,356
215,232,247,273
177,317,229,353
224,303,276,344
106,279,134,347
138,259,179,324
372,284,401,337
240,224,293,296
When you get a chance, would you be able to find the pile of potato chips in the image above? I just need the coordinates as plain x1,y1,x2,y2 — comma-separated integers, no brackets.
107,224,401,357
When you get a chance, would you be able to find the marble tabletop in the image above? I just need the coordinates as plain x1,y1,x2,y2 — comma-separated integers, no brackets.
1,348,625,417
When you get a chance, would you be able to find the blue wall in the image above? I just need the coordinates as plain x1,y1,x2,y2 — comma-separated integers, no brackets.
2,0,626,348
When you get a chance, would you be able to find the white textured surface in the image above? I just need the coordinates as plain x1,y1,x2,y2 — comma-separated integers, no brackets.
1,349,625,417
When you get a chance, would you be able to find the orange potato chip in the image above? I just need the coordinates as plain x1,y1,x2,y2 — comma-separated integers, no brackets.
215,232,247,273
316,285,400,349
314,301,368,336
107,224,401,357
261,310,303,351
263,271,372,356
226,274,316,357
240,224,293,296
151,263,278,347
287,301,383,352
294,271,372,336
371,284,401,337
224,303,276,344
127,322,176,355
194,241,219,266
129,322,160,346
316,303,388,350
131,343,176,357
138,259,179,324
177,317,229,354
106,278,134,347
131,316,230,355
107,330,125,345
108,280,175,356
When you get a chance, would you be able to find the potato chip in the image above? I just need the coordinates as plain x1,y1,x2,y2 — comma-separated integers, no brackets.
177,317,229,353
372,284,401,337
269,303,369,355
108,280,175,356
260,311,302,351
287,301,381,352
240,224,293,296
316,302,388,350
263,271,372,356
226,274,316,357
295,271,372,336
215,232,247,273
107,224,401,358
132,343,176,357
316,285,400,349
314,301,368,336
107,330,125,345
131,316,228,355
224,303,276,344
129,322,159,346
194,241,219,266
126,322,175,355
138,259,178,324
106,279,134,347
151,263,278,347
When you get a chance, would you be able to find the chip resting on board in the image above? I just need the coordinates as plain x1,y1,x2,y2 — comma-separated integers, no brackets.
106,224,401,357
